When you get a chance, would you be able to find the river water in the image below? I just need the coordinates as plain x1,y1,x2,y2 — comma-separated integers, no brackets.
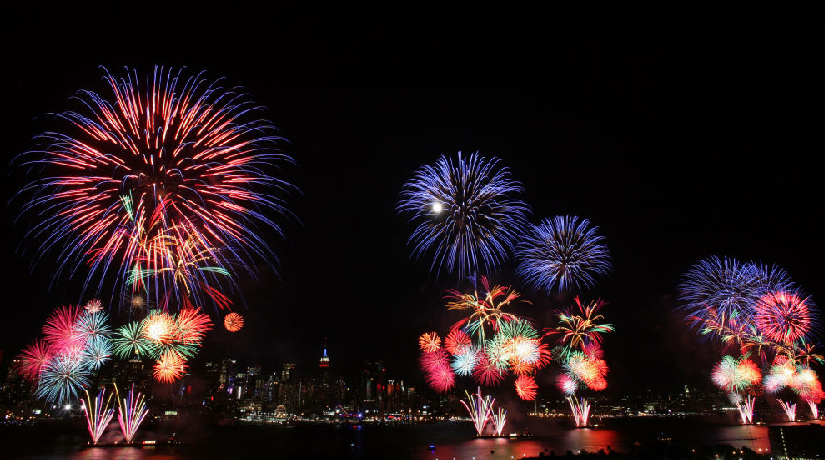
1,417,777,459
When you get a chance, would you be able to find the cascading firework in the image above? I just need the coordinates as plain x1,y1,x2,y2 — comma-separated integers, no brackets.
115,383,149,443
460,387,495,436
81,388,115,444
492,406,507,436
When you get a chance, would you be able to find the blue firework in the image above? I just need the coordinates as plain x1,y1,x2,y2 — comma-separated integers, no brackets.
398,151,529,279
677,256,794,337
83,335,113,370
516,216,611,294
35,352,92,405
451,347,479,376
74,311,112,343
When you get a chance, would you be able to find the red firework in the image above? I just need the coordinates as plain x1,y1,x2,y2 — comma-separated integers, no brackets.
420,349,455,393
515,375,538,400
176,309,214,344
153,352,188,384
444,328,472,355
418,332,442,353
17,340,52,382
754,291,814,344
472,352,505,386
224,313,244,332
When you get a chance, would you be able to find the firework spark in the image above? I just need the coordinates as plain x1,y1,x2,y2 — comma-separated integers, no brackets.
420,348,455,393
515,375,538,400
492,406,507,436
15,66,296,310
36,351,91,404
398,151,529,279
81,388,115,444
516,215,611,294
418,332,442,353
754,291,815,345
224,312,244,332
17,340,52,382
153,351,188,384
115,384,149,443
461,387,495,436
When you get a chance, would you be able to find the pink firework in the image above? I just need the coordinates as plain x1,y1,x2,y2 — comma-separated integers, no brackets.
420,349,455,393
418,332,442,354
445,328,472,355
17,340,52,382
515,375,538,400
472,352,505,386
557,374,578,395
42,305,84,350
754,291,815,344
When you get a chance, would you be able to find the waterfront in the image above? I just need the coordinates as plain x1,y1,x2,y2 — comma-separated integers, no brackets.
0,418,778,459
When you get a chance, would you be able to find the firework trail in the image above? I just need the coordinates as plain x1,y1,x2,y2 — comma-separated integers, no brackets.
461,387,495,436
81,388,115,444
567,396,591,427
115,384,149,443
778,400,797,422
14,66,296,310
492,406,507,436
224,312,244,332
516,215,611,294
398,151,529,279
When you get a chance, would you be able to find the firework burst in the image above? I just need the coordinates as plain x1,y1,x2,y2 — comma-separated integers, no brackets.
398,151,529,279
418,332,441,353
754,291,816,345
224,312,244,332
35,351,92,404
153,351,188,384
516,215,611,293
420,348,455,393
17,340,52,382
14,66,296,310
515,375,538,400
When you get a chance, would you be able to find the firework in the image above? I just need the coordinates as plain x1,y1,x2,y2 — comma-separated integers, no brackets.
112,321,157,358
711,356,761,394
515,375,538,400
557,374,578,396
36,351,92,404
15,66,296,310
553,297,613,353
42,305,85,351
564,351,608,391
418,332,442,353
175,308,214,344
678,257,793,341
83,335,113,370
224,312,244,332
398,151,529,279
778,400,797,422
754,291,815,345
81,388,115,444
144,311,176,344
445,328,472,355
461,387,495,436
492,406,507,436
568,396,591,427
17,340,52,382
115,384,149,443
451,347,480,376
516,215,610,294
84,299,103,314
153,351,188,384
472,351,505,386
446,276,523,344
420,348,455,393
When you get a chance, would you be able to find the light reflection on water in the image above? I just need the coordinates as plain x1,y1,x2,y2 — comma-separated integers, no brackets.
2,419,775,460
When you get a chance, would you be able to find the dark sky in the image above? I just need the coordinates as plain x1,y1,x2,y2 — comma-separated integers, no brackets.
2,6,823,397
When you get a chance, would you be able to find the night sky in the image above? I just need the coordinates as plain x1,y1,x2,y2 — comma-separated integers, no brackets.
3,7,822,397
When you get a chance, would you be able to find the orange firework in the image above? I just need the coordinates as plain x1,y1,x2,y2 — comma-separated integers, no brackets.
418,332,441,353
515,375,538,400
144,311,176,344
153,351,188,384
224,313,244,332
